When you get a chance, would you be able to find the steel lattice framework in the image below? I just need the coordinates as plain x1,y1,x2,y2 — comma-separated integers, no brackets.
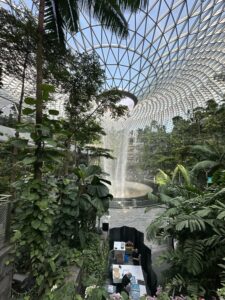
1,0,225,129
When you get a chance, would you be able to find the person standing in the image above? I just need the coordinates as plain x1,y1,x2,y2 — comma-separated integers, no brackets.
132,248,140,265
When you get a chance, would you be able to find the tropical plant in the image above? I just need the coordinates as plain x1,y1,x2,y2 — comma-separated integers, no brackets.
191,144,225,184
132,99,225,181
10,86,76,296
82,235,109,299
53,165,112,247
63,52,128,172
135,123,174,176
43,282,83,300
147,169,225,297
34,0,147,179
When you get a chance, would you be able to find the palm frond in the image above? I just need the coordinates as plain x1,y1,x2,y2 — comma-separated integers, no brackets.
58,0,79,32
195,207,212,218
191,145,218,160
82,0,129,37
183,239,204,275
172,164,191,185
117,0,148,11
211,188,225,201
203,233,225,247
146,216,167,241
45,0,65,44
167,273,186,292
175,215,206,232
156,169,171,185
217,210,225,220
147,192,159,202
187,282,204,297
160,193,182,207
164,207,181,218
191,160,219,174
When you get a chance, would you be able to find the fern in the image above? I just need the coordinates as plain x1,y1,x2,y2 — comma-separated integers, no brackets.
203,234,225,247
183,239,204,275
175,216,206,232
195,207,212,218
211,188,225,201
186,282,205,298
147,192,159,202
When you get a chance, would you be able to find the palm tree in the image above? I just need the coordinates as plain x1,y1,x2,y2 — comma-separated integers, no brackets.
191,144,225,184
35,0,147,179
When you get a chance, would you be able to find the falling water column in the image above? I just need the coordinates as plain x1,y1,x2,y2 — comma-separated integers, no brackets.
102,128,129,199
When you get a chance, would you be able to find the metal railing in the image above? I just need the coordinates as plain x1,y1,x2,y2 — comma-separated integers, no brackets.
0,194,11,248
109,197,158,209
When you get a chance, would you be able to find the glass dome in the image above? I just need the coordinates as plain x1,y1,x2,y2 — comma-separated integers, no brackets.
1,0,225,129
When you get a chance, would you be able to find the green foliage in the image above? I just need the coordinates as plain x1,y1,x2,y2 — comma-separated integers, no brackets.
0,7,36,81
0,141,13,193
53,165,111,246
44,0,147,49
64,52,128,153
217,284,225,298
172,165,191,186
43,282,83,300
147,173,225,296
133,100,225,184
85,286,108,300
82,235,109,287
12,177,59,294
156,169,171,186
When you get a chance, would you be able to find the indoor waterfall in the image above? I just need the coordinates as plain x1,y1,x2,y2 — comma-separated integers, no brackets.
101,98,151,200
102,127,129,198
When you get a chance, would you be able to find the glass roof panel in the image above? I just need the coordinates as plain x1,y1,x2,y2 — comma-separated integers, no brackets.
0,0,225,129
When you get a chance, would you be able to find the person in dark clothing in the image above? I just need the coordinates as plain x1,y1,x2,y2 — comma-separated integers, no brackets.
117,272,132,295
132,248,140,265
121,272,132,287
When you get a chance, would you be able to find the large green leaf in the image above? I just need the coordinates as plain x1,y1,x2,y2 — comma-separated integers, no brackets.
172,164,191,185
36,200,48,210
24,97,37,105
22,107,35,115
31,219,41,229
156,169,171,185
48,109,59,116
217,210,225,220
87,179,110,198
22,156,36,165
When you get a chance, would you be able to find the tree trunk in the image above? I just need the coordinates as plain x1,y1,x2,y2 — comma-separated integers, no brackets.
64,138,71,176
34,0,45,180
17,52,29,125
